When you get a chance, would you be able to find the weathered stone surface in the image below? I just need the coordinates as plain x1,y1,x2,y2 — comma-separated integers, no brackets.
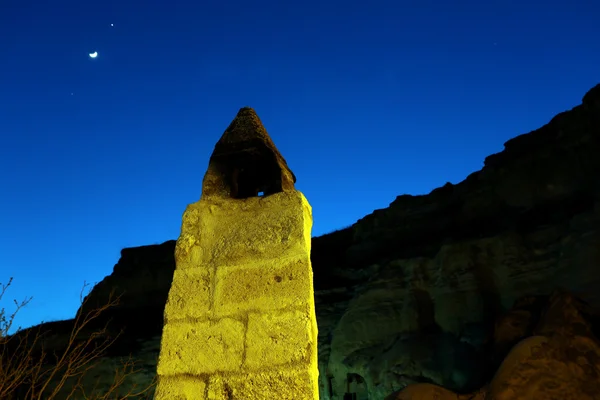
324,223,600,398
155,375,207,400
201,107,296,199
206,368,319,400
387,291,600,400
214,256,314,316
319,83,600,399
156,106,319,400
245,309,316,369
157,318,245,375
384,383,486,400
488,292,600,400
184,192,313,269
164,266,212,322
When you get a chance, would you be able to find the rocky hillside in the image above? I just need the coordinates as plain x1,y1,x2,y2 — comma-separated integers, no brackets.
14,83,600,399
385,290,600,400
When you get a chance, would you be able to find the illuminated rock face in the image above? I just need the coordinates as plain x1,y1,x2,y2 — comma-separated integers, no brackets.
154,108,319,400
385,291,600,400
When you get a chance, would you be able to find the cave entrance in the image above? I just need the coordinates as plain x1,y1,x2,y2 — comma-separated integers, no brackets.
344,373,368,400
200,107,298,200
216,151,282,199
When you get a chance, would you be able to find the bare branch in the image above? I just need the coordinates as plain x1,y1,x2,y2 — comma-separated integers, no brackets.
0,278,156,399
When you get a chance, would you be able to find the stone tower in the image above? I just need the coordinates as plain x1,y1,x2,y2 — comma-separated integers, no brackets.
154,107,319,399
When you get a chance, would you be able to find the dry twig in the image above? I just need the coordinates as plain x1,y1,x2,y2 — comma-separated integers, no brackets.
0,278,156,399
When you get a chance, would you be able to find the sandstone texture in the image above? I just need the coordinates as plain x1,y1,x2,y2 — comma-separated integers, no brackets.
155,107,319,400
19,83,600,399
385,291,600,400
319,83,600,399
155,192,319,400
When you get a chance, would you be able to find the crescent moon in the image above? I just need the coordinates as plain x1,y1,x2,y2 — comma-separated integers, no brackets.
89,52,98,58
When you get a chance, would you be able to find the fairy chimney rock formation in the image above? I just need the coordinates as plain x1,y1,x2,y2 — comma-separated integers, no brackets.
154,107,319,400
201,106,297,200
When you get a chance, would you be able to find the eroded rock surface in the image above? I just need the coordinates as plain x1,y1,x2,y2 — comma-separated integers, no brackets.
387,291,600,400
320,83,600,399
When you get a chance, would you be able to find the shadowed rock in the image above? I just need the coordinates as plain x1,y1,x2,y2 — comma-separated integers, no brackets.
386,291,600,400
201,107,296,199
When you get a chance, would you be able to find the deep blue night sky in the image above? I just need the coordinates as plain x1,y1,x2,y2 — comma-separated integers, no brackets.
1,0,599,331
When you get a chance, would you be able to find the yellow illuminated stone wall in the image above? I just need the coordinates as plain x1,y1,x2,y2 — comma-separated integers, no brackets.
155,191,319,399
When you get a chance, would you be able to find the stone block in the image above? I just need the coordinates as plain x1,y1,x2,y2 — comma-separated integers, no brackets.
154,374,207,400
157,318,245,375
175,233,199,266
206,368,319,400
244,309,317,370
188,191,312,268
180,203,202,237
164,266,213,322
213,255,313,316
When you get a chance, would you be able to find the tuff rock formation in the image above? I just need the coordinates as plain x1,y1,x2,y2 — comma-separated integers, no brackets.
201,106,297,199
12,83,600,400
155,107,319,399
317,82,600,399
385,291,600,400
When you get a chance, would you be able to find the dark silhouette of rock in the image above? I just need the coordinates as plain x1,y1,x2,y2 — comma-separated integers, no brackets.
77,240,176,338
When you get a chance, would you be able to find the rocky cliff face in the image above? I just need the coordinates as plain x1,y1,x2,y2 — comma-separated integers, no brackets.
320,83,600,399
25,83,600,400
385,290,600,400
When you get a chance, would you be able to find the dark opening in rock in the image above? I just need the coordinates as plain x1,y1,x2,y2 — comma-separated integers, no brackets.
346,373,369,400
201,107,297,199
